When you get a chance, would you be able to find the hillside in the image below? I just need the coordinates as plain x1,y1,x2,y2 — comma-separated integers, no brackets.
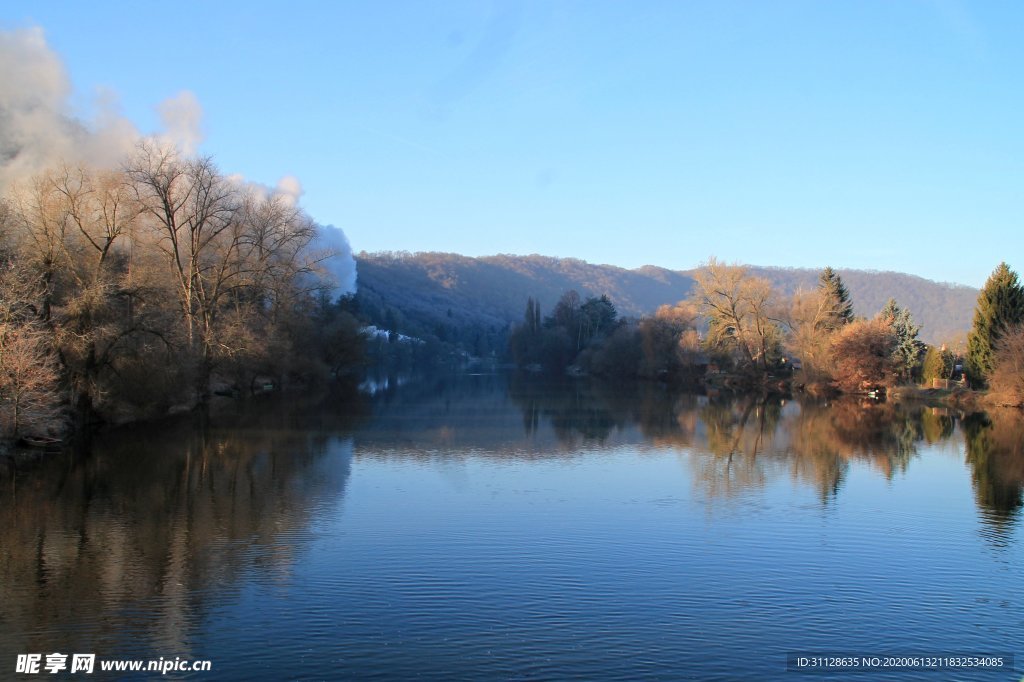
354,252,978,345
744,266,977,343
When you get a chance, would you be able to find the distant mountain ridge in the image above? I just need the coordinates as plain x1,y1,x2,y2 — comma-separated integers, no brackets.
355,252,978,344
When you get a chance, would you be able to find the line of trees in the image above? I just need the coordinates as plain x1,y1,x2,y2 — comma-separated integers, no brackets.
509,292,621,373
692,259,927,392
0,143,363,439
508,260,928,393
508,259,1024,406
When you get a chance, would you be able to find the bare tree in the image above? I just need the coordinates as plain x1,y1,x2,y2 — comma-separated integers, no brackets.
127,142,333,397
0,264,62,437
222,192,325,387
126,142,241,393
988,325,1024,406
239,194,319,297
785,288,839,381
692,258,783,374
0,146,352,431
44,165,147,418
0,322,62,436
6,173,74,323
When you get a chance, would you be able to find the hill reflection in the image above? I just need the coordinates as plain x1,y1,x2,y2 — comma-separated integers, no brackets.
1,374,1020,664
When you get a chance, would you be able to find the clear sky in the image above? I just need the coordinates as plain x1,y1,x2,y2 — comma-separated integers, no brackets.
2,1,1021,287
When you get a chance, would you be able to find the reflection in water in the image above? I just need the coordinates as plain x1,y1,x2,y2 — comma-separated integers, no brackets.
506,376,635,446
506,377,1024,524
964,410,1024,543
0,374,1021,680
0,392,360,661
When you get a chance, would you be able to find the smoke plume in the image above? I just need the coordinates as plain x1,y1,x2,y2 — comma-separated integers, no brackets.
0,27,136,189
313,224,358,294
0,26,356,294
232,175,358,294
157,91,205,157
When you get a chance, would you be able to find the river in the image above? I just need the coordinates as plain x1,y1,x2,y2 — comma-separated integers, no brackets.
1,374,1021,680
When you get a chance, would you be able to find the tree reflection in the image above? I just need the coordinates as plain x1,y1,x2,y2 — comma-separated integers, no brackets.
5,375,1021,674
506,375,632,447
0,391,361,659
921,408,955,444
963,410,1024,542
635,393,927,502
506,376,1023,527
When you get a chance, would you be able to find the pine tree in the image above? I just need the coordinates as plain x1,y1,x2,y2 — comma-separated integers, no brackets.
880,298,922,383
525,297,537,333
966,262,1024,385
818,266,854,331
921,345,954,382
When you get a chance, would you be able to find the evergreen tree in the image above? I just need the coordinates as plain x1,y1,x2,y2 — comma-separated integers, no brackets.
880,298,922,382
525,297,537,333
818,266,854,330
509,297,543,366
580,295,617,343
966,262,1024,385
921,345,954,382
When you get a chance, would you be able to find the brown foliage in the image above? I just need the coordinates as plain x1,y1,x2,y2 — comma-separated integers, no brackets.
785,288,838,381
987,325,1024,406
0,321,62,436
830,318,898,392
0,252,64,436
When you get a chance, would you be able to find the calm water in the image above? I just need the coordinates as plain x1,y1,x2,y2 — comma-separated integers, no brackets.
1,375,1022,680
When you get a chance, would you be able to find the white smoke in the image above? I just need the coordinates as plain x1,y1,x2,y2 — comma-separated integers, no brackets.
0,27,138,189
270,178,356,295
313,223,358,294
0,26,357,295
275,175,303,206
156,90,204,157
229,174,358,294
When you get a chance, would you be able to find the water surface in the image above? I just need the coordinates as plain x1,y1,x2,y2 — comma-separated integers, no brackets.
1,375,1022,680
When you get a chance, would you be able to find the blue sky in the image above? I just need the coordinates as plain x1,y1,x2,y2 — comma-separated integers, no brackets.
2,1,1020,287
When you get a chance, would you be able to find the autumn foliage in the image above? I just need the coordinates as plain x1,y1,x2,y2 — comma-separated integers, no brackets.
829,318,898,392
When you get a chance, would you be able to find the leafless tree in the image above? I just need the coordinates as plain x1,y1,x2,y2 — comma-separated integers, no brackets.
5,173,74,323
0,146,351,431
692,258,783,374
785,288,839,381
126,141,241,392
988,325,1024,406
0,264,62,436
127,142,332,396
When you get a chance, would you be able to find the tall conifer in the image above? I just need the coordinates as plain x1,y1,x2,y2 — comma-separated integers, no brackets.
525,297,537,333
880,298,921,382
966,262,1024,384
819,266,854,330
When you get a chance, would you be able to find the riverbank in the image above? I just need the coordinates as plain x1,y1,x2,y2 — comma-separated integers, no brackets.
888,385,984,411
735,374,1015,415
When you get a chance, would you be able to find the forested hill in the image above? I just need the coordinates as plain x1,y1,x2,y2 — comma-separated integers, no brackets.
354,252,978,344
